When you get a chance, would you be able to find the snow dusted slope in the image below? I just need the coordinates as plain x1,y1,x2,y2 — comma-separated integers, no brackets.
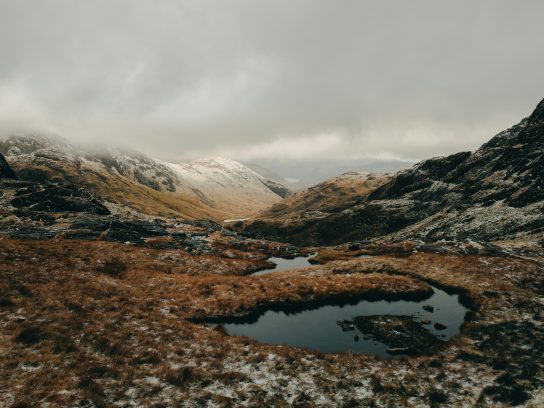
163,157,286,215
0,135,293,219
95,150,290,216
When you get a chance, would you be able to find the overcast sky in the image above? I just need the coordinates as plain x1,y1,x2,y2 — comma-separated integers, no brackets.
0,0,543,162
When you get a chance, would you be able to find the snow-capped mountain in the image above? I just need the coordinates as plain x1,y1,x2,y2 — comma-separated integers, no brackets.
0,134,296,220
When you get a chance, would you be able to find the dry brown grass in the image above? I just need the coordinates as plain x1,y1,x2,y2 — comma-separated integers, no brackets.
0,236,542,406
257,172,393,222
9,158,236,220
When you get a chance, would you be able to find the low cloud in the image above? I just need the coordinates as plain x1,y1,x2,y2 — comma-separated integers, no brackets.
195,133,344,161
0,0,543,162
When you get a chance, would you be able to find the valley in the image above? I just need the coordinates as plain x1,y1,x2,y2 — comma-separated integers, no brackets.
0,99,543,407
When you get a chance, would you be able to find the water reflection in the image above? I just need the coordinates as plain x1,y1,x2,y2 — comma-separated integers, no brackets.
221,286,467,358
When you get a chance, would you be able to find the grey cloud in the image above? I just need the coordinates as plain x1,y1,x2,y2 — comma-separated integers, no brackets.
0,0,543,161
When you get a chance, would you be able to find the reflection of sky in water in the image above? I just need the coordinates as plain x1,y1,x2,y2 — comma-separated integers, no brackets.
224,287,467,358
251,255,315,275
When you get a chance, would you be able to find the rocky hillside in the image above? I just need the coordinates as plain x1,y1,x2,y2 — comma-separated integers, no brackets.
0,135,295,220
245,98,544,246
261,172,392,219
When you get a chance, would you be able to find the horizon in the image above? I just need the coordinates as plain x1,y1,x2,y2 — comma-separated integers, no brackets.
0,130,418,186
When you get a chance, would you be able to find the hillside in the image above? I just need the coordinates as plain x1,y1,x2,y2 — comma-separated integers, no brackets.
0,135,294,220
260,172,392,220
244,98,544,246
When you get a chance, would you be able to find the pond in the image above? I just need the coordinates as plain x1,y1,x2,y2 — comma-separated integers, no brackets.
251,254,316,276
213,286,468,358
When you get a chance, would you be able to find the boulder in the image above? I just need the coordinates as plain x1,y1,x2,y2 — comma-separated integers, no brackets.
0,153,17,179
69,217,169,244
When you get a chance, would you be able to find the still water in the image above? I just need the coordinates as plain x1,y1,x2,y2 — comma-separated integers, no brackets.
251,254,315,276
220,286,467,358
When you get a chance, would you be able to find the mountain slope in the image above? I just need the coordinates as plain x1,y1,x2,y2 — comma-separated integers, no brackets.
163,157,285,211
258,172,392,221
0,135,293,220
245,98,544,245
243,162,304,196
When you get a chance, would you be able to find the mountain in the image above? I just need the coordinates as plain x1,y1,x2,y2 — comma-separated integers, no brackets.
244,98,544,246
0,134,295,220
243,162,305,195
256,171,393,221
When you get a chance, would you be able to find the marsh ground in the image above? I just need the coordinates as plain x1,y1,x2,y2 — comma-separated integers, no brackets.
0,235,542,407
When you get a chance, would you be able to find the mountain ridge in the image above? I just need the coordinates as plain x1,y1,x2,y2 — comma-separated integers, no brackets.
244,98,544,245
0,135,295,220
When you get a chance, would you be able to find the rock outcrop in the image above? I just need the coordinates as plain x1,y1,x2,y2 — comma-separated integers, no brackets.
10,183,110,215
0,152,17,179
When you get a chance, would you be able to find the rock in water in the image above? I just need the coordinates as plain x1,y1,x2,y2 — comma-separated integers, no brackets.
0,153,17,179
421,319,432,325
354,315,445,356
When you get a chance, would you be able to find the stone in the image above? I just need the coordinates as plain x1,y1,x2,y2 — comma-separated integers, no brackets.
11,184,110,215
434,323,448,331
68,217,169,245
0,153,17,179
9,227,57,240
337,320,356,331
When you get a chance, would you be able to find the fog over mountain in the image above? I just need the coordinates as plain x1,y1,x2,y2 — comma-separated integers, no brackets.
246,158,415,187
1,0,544,163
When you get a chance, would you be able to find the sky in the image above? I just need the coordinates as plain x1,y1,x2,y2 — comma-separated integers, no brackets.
0,0,543,163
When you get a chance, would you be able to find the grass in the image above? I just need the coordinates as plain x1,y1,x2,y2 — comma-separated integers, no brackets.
100,258,128,277
9,156,282,221
0,236,542,406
